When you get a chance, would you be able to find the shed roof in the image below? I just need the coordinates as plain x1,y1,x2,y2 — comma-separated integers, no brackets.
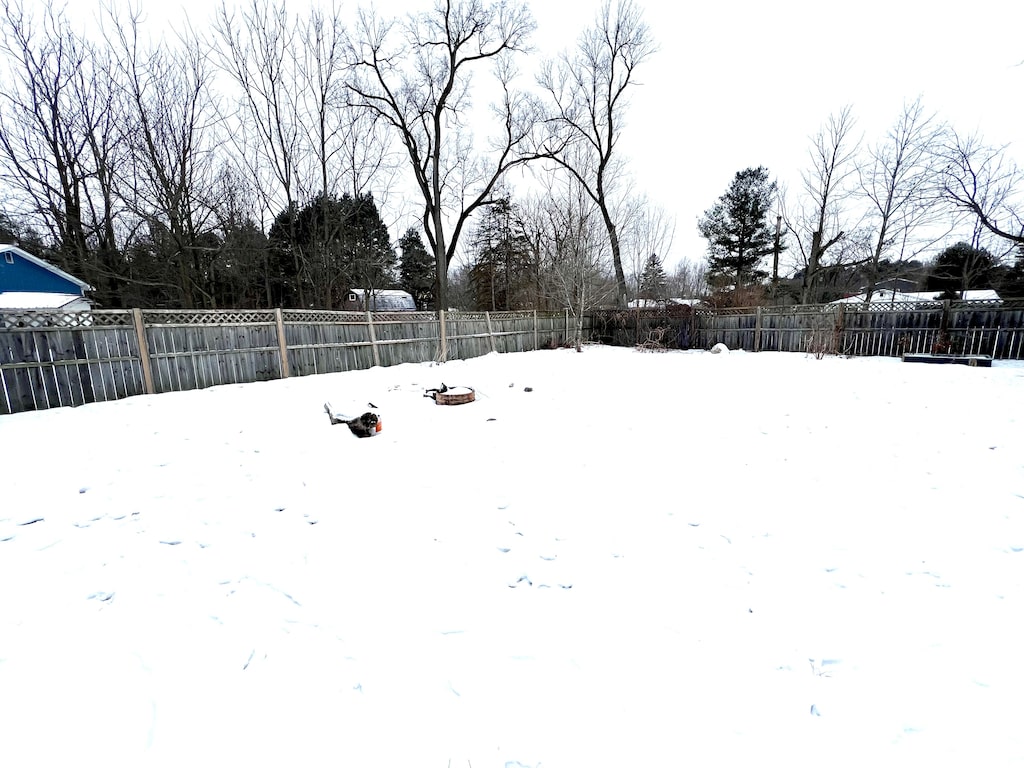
350,288,417,311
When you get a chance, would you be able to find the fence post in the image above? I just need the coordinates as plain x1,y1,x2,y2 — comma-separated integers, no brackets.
565,308,569,342
533,309,538,351
274,308,290,378
754,306,763,352
941,299,951,350
366,311,381,366
485,311,496,353
131,308,155,395
835,304,846,354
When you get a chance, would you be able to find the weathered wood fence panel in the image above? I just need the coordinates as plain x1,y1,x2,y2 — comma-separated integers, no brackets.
1,308,577,414
694,300,1024,359
589,308,695,348
840,304,945,357
142,310,282,394
283,310,378,376
0,310,146,415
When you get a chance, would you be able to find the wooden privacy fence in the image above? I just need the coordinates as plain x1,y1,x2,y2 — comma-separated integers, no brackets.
589,306,695,349
0,308,580,415
694,299,1024,359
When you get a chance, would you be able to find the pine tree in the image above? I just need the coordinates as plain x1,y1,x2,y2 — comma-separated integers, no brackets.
467,197,533,311
698,166,779,292
638,253,668,300
398,228,435,310
926,241,997,294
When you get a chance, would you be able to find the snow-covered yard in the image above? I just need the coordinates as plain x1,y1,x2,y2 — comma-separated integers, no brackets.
2,346,1023,767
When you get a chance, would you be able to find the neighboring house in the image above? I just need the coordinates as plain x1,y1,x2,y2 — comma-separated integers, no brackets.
868,278,918,294
627,297,701,309
343,288,417,312
0,245,93,311
833,289,1001,305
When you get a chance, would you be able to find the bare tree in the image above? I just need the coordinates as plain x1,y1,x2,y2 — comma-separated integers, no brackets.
668,259,708,299
527,172,614,350
623,198,675,299
538,0,655,309
859,98,950,300
213,0,310,305
786,107,864,303
110,13,221,307
347,0,556,356
938,129,1024,248
0,0,126,302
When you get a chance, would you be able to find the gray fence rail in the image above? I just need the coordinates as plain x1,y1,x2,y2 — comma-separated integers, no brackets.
0,308,580,415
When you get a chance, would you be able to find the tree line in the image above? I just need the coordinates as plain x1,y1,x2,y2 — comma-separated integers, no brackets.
0,0,667,334
3,0,1020,323
696,101,1024,306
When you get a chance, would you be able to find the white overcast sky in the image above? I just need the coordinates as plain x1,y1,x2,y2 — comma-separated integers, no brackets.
77,0,1024,272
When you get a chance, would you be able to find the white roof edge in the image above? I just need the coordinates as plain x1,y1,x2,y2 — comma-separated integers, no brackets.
350,288,413,296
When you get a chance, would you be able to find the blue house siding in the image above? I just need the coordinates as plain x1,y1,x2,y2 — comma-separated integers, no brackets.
0,246,91,295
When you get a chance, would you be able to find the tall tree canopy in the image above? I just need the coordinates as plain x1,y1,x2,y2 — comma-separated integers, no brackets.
926,241,998,294
698,166,779,292
539,0,655,309
347,0,553,331
268,192,394,309
467,196,534,311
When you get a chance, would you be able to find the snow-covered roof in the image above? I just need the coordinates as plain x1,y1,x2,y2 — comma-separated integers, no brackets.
627,298,661,308
0,291,93,310
833,289,1001,305
667,297,701,306
627,297,700,309
349,288,417,311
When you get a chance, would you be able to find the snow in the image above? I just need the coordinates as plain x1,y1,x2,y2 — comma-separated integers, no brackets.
2,346,1023,767
832,289,1002,305
0,291,92,310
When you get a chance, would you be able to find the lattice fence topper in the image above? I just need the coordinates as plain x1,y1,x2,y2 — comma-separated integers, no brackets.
842,302,943,313
694,305,753,316
0,308,132,328
141,309,277,325
372,312,436,323
282,309,367,323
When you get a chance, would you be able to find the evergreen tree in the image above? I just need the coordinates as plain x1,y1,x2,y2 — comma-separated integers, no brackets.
1004,250,1024,299
697,166,779,292
398,228,435,310
268,192,395,309
926,241,998,294
638,253,668,300
467,197,534,311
